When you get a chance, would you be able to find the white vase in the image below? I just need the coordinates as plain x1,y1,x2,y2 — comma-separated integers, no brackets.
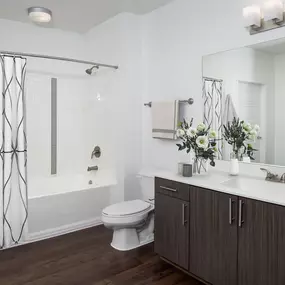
229,158,239,176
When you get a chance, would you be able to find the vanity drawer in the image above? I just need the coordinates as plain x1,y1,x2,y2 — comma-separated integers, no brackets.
155,177,190,201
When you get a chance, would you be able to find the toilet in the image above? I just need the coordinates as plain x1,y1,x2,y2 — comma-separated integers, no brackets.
101,174,154,251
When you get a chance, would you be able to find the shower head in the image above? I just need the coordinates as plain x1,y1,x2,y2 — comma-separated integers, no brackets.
85,65,99,75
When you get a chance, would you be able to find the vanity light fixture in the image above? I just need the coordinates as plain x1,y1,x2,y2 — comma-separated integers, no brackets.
243,5,262,29
244,1,285,35
28,7,52,23
263,0,284,22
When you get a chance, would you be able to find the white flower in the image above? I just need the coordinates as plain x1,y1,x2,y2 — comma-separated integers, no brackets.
253,124,260,132
250,129,257,136
248,134,256,141
176,129,185,137
186,127,197,138
242,122,252,133
197,123,206,132
209,130,217,139
248,129,257,141
196,136,209,149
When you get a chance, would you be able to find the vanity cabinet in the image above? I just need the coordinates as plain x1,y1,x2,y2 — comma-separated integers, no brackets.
190,186,238,285
238,197,285,285
154,177,285,285
154,178,189,270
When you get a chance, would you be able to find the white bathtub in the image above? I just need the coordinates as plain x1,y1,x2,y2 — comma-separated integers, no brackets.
28,168,117,199
27,168,118,243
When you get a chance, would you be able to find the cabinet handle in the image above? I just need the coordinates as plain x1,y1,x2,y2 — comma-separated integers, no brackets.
238,200,244,228
229,198,235,225
182,203,187,226
160,186,177,192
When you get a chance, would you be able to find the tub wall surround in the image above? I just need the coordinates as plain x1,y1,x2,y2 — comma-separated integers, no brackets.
86,13,144,202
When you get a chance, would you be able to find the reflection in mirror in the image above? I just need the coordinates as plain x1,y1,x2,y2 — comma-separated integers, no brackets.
202,38,285,166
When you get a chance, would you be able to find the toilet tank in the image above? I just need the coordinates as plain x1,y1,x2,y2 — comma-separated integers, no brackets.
137,173,154,202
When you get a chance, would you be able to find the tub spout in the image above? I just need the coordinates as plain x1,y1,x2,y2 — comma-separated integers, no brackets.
87,166,99,172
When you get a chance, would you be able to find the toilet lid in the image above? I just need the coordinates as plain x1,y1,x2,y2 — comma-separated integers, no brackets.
103,200,151,216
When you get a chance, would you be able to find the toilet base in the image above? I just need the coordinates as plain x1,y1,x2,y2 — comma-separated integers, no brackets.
111,228,154,251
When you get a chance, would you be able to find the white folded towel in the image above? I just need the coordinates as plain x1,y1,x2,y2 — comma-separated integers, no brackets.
152,100,180,140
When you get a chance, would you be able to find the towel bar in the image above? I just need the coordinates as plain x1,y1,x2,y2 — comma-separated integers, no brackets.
144,98,194,107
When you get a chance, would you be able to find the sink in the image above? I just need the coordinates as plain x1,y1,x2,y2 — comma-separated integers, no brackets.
221,176,285,192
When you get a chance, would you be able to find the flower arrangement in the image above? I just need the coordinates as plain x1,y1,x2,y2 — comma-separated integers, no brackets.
223,117,259,160
176,119,218,172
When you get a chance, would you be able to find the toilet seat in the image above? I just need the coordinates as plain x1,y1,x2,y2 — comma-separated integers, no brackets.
102,200,151,217
102,200,154,228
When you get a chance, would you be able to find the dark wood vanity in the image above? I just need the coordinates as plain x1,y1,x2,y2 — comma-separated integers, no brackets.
154,177,285,285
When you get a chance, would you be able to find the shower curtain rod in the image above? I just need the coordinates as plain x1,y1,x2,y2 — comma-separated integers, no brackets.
0,50,119,70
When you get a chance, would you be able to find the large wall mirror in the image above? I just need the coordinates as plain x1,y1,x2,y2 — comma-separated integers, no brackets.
202,38,285,167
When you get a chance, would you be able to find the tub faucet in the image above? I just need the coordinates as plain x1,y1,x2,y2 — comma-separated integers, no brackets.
87,166,99,172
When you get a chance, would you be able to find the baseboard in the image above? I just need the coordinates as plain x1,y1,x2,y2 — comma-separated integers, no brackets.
28,217,103,244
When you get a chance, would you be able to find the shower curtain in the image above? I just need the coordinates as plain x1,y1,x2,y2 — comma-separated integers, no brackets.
202,78,223,160
0,55,28,249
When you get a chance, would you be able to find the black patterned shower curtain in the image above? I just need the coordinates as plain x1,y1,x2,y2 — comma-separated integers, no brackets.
202,78,223,160
0,55,28,249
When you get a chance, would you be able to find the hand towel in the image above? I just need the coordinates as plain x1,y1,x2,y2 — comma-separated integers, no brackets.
152,100,179,140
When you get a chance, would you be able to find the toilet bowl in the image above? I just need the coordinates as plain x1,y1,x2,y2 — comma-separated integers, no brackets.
102,199,154,251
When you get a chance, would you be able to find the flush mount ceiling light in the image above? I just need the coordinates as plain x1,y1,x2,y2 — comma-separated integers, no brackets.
28,7,52,23
243,1,285,35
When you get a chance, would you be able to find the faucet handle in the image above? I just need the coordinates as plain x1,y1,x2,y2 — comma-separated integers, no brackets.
91,146,101,159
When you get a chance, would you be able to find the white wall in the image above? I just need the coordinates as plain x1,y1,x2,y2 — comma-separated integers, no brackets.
141,0,285,173
0,19,88,60
86,13,144,201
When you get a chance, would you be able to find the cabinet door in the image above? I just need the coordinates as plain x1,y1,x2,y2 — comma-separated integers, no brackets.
190,186,238,285
238,197,285,285
154,193,189,270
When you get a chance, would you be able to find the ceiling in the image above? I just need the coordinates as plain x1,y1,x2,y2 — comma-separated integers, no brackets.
0,0,174,33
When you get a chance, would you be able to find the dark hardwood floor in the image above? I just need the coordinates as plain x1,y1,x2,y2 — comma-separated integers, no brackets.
0,226,202,285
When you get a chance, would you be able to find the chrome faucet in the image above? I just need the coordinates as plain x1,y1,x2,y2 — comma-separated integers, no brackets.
260,168,278,180
260,168,285,183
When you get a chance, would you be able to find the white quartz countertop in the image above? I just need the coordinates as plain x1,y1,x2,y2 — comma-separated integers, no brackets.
146,169,285,207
